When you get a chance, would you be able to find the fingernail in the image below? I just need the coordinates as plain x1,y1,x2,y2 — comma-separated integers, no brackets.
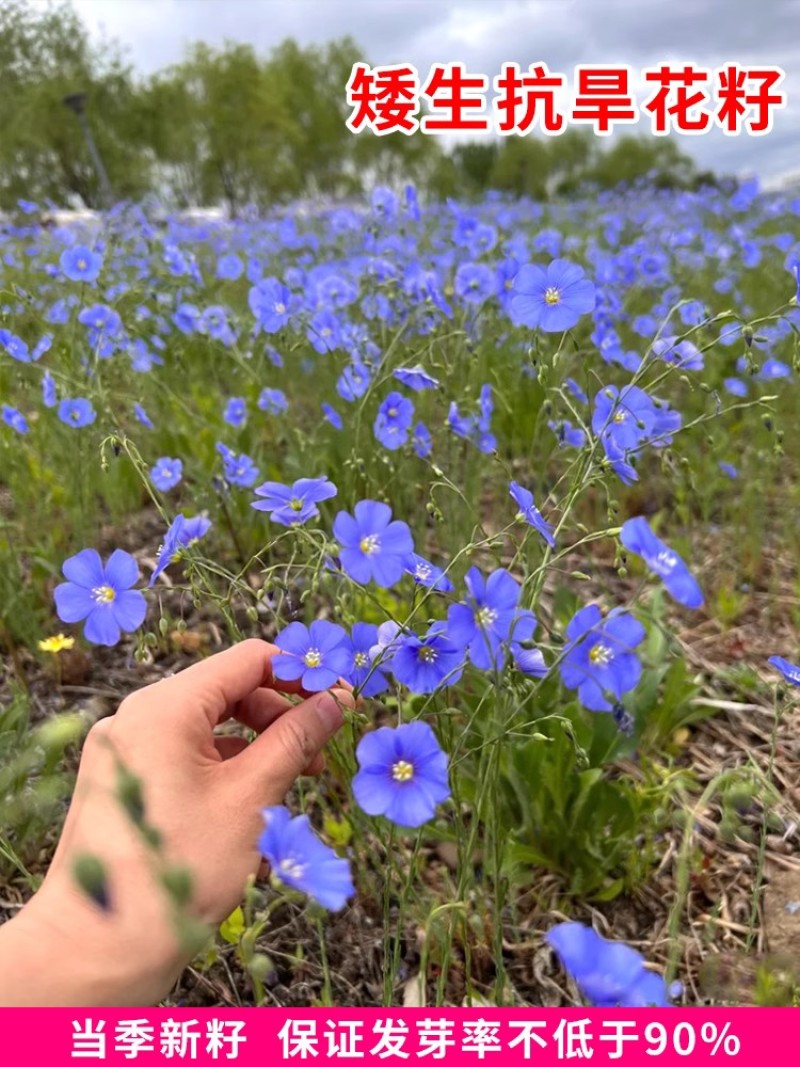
315,690,350,732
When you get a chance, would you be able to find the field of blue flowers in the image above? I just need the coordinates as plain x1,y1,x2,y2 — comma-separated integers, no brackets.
2,180,800,1006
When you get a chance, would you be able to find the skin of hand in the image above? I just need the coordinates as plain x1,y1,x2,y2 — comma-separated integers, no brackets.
0,639,353,1006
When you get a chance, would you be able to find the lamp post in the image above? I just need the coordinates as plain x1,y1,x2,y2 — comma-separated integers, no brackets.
62,92,114,210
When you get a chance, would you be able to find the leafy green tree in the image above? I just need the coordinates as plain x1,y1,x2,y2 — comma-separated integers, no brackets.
583,135,698,190
0,0,150,209
487,137,552,200
145,42,298,214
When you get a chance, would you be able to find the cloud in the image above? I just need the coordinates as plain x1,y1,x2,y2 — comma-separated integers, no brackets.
69,0,800,180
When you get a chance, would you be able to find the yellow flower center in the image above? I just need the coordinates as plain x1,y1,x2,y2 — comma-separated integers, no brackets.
92,585,116,604
354,651,369,668
303,649,322,668
392,760,415,782
290,498,303,511
359,534,380,556
279,856,307,879
544,286,561,305
477,606,498,628
589,643,612,666
418,645,438,663
613,410,627,423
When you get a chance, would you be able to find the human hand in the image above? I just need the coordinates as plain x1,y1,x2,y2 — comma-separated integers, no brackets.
0,639,353,1006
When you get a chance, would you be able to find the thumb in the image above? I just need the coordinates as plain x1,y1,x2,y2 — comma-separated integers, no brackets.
229,688,354,804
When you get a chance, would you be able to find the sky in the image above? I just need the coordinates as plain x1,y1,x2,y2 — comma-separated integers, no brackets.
68,0,800,185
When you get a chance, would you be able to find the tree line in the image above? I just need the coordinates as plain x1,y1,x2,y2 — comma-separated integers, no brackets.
0,1,719,213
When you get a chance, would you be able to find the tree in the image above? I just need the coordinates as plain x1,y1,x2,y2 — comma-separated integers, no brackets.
145,42,298,214
0,0,150,209
583,135,698,190
487,137,552,200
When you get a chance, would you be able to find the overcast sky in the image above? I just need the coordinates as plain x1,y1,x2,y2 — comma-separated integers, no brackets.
68,0,800,184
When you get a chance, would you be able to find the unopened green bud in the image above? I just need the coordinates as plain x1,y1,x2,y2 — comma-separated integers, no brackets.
246,953,276,983
161,866,194,908
116,766,146,827
73,853,111,911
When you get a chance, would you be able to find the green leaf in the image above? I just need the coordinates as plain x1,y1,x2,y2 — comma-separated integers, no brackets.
219,905,246,945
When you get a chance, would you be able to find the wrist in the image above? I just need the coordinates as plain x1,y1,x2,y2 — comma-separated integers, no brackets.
0,876,193,1006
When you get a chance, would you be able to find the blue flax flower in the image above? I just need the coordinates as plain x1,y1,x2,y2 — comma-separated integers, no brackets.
151,457,183,491
509,481,556,548
333,500,414,588
769,656,800,687
252,477,337,526
322,403,343,430
217,443,259,487
337,362,372,402
447,567,531,670
180,515,212,545
547,922,673,1007
58,398,96,428
404,553,454,593
650,336,704,371
60,245,103,284
511,259,595,332
42,372,57,408
2,405,29,434
343,622,391,698
374,392,414,451
352,722,451,828
134,403,154,429
413,423,432,458
620,518,703,609
390,625,464,693
272,620,351,691
393,366,439,392
258,388,288,415
0,330,29,363
224,397,247,427
149,515,186,587
54,548,147,646
217,254,243,281
560,605,645,713
259,806,354,911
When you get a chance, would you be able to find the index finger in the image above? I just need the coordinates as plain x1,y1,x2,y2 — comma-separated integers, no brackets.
155,638,307,726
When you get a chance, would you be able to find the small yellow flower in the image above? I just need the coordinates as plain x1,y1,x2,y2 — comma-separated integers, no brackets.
38,634,75,654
